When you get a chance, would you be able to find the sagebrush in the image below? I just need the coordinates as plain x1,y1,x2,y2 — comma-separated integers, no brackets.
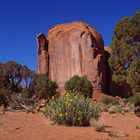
45,93,100,126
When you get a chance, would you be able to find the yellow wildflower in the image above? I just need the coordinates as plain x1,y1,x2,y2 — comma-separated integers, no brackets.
74,95,77,98
60,113,63,117
52,96,54,100
40,107,46,111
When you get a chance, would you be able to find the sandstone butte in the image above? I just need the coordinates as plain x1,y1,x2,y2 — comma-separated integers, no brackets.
36,21,129,97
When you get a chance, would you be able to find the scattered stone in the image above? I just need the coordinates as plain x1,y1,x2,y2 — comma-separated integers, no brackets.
112,114,117,118
108,130,129,137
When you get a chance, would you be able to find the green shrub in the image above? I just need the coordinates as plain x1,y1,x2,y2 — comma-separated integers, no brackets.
26,107,35,114
93,122,105,132
127,104,135,112
108,105,122,114
89,118,105,132
102,96,119,105
0,61,58,110
34,74,58,100
100,103,112,112
0,61,36,109
45,93,100,126
134,101,140,117
0,91,9,107
64,75,93,97
124,94,140,104
123,107,130,113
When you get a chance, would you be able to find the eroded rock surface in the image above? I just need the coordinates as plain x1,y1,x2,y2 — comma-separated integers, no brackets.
37,21,106,92
37,33,49,76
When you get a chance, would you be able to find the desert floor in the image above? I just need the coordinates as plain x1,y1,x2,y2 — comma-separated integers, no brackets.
0,112,140,140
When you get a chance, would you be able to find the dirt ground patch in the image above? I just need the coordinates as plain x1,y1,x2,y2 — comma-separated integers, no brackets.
0,112,140,140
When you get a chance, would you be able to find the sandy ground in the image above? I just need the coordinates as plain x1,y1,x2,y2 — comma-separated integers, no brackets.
0,112,140,140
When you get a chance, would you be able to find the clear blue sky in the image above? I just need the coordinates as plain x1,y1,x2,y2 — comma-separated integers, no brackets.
0,0,140,71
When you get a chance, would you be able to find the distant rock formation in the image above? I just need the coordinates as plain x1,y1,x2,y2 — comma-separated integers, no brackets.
37,21,106,93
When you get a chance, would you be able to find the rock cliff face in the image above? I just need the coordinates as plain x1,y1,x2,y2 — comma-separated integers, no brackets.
37,33,49,76
37,21,106,92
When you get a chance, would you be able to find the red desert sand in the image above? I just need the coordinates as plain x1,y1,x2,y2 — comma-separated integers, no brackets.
0,112,140,140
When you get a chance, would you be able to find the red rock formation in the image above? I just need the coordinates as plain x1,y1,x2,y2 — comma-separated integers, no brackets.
36,22,132,97
47,21,105,92
37,33,49,76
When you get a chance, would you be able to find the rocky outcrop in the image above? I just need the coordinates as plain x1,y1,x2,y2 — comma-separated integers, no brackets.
36,21,132,97
37,33,49,76
49,22,105,91
37,21,106,93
